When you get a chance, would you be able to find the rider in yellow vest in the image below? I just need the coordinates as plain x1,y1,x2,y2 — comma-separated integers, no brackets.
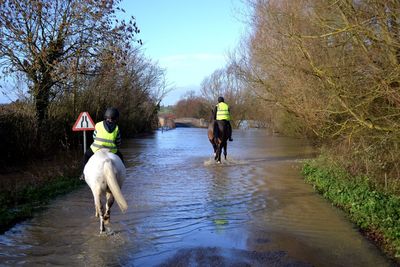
213,96,233,141
80,107,124,180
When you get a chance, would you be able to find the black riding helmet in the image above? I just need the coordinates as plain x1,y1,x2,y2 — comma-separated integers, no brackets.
104,107,119,121
218,96,224,103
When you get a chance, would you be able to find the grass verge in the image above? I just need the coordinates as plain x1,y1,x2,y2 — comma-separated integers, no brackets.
0,176,84,234
302,159,400,262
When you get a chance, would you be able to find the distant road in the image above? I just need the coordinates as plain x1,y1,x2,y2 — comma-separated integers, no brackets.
158,116,208,129
174,117,207,128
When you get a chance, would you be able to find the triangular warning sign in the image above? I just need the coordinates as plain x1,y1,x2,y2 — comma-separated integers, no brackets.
72,112,95,131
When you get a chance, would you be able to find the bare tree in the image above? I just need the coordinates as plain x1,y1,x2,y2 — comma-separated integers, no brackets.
76,48,166,135
200,64,253,127
0,0,141,130
240,0,400,182
173,90,209,119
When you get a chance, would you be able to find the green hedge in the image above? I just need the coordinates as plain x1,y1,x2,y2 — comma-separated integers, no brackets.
302,160,400,259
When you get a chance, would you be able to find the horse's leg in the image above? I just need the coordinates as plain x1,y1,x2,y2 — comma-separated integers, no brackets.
216,143,222,163
104,191,114,225
213,143,218,159
223,142,227,160
212,142,217,154
209,139,217,156
214,143,219,161
93,193,105,233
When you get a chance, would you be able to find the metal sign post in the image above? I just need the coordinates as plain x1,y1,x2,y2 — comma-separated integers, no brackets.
72,112,95,154
83,131,87,153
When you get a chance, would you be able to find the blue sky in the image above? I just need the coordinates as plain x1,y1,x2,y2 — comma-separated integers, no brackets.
0,1,247,105
120,0,247,105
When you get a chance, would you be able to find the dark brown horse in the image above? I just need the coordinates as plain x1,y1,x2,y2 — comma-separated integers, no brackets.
208,110,228,163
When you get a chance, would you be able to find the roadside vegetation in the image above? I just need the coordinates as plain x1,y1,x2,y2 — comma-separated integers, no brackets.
234,0,400,190
302,158,400,259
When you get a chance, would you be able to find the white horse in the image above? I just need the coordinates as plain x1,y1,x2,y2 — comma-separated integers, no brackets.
84,148,128,234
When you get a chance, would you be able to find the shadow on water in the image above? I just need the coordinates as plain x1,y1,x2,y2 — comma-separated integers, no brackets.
0,128,395,266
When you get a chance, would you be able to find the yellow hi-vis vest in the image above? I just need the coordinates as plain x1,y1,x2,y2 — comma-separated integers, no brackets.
90,122,118,153
216,102,231,121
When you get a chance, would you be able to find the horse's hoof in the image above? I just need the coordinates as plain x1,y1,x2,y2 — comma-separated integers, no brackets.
99,227,114,236
99,230,109,236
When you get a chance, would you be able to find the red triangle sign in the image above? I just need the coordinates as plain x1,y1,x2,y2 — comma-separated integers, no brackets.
72,112,95,131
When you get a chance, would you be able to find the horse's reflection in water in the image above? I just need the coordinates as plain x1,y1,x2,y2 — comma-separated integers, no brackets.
84,149,127,234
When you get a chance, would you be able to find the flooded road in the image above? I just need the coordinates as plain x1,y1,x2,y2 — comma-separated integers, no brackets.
0,128,394,266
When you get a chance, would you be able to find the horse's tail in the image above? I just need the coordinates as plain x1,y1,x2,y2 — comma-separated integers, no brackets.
104,159,128,213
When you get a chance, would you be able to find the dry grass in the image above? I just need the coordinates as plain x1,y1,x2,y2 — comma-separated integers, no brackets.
0,151,81,192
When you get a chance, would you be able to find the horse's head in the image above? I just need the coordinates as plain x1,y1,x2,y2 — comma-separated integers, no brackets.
209,108,215,123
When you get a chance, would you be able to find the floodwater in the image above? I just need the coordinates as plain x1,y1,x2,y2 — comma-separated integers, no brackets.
0,128,394,266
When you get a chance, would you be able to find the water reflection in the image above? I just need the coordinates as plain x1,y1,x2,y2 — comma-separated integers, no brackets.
0,128,394,266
